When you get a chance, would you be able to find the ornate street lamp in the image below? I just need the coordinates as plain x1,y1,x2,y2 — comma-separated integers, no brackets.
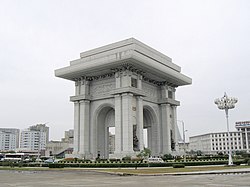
214,93,238,165
178,120,187,162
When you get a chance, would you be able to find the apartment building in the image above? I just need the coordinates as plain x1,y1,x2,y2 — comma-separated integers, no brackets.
20,124,49,151
0,128,20,151
189,124,247,154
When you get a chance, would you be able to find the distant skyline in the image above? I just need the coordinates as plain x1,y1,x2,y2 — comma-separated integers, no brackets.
0,0,249,141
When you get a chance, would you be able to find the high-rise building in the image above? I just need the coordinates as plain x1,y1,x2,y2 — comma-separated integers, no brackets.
189,121,250,155
62,129,74,144
189,131,242,155
29,124,49,143
20,124,49,151
235,121,250,153
109,132,115,154
45,129,74,157
0,128,20,151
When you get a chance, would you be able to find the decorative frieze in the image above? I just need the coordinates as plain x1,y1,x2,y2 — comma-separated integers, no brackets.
90,83,115,95
142,82,158,98
111,63,145,75
86,73,115,81
74,63,177,88
74,73,115,84
142,77,166,86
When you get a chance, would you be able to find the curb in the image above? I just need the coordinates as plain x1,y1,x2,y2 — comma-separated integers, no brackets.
95,169,250,176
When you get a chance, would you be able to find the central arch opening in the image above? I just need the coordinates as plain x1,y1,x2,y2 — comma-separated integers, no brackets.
143,106,158,156
96,106,115,159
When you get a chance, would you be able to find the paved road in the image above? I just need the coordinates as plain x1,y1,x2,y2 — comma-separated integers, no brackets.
0,170,249,187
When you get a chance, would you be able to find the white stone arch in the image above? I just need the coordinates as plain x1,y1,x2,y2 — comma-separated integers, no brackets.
143,105,159,156
93,102,115,159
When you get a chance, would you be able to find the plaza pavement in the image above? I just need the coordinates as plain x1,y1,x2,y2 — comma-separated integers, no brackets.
1,167,250,187
0,166,249,186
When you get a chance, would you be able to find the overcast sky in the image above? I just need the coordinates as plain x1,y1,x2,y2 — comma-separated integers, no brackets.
0,0,249,141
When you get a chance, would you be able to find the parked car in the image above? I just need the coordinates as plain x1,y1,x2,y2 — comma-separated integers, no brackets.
44,158,55,163
147,157,164,163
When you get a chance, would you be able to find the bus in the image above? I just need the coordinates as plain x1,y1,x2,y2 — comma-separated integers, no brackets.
4,153,29,162
0,153,4,161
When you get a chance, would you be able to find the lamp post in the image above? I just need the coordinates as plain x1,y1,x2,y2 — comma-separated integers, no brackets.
178,120,187,162
215,92,238,166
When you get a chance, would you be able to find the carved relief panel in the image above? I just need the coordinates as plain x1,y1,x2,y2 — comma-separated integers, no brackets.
142,82,160,99
90,79,115,97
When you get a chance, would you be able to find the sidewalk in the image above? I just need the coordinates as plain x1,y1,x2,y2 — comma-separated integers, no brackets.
1,165,250,176
159,168,250,176
92,166,250,176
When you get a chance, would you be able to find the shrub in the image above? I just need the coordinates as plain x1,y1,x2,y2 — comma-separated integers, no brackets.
109,158,120,162
49,163,64,168
122,156,131,162
233,159,245,165
63,158,75,162
131,157,143,162
173,164,185,168
148,162,172,167
96,158,108,162
162,154,173,161
82,159,91,162
247,159,250,166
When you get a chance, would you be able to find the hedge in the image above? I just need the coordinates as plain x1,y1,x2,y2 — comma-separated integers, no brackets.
48,163,64,168
0,159,247,168
173,164,185,168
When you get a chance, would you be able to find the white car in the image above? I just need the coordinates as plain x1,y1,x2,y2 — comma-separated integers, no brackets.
147,157,164,163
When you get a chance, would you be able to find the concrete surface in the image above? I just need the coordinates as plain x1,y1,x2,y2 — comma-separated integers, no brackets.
0,169,250,187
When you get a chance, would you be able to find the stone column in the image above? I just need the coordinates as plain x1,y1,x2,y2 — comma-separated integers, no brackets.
80,78,89,95
172,105,178,150
115,72,121,88
161,104,171,154
75,80,80,95
137,75,142,89
73,101,80,155
122,93,133,154
121,70,131,87
114,94,122,154
137,96,144,151
79,100,90,158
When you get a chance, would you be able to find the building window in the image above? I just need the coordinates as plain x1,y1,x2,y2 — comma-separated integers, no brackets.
131,78,137,88
168,91,173,99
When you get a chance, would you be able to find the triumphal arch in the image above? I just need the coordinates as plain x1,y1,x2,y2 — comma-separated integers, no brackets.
55,38,191,159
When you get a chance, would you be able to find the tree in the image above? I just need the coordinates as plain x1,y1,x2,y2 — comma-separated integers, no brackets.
162,154,173,161
196,150,202,156
137,148,151,160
